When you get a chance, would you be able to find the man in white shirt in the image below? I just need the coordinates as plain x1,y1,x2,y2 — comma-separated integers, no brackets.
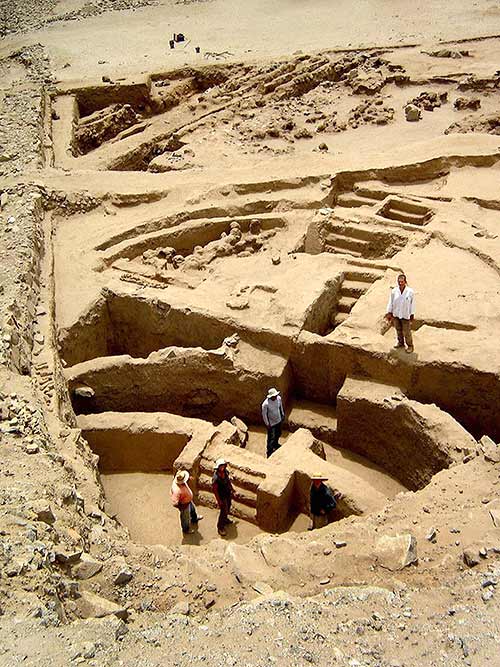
261,387,285,457
385,273,415,353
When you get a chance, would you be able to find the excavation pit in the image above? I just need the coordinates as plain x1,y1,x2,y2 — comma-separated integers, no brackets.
51,69,495,567
78,406,412,544
7,8,500,660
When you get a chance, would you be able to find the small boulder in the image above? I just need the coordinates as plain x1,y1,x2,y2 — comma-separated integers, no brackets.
73,385,95,399
375,534,417,571
252,581,274,595
249,219,262,235
230,416,248,447
114,568,133,586
487,500,500,528
226,296,249,310
75,591,128,621
463,547,480,568
405,104,421,122
480,435,500,463
203,594,216,609
55,549,82,565
73,554,103,580
426,527,437,542
32,502,56,525
454,97,481,111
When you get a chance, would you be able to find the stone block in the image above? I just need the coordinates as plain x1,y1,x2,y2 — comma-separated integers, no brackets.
375,534,417,571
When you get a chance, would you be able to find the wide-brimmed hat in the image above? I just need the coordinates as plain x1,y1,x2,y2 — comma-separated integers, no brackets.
311,474,328,480
267,387,280,398
175,470,189,484
214,458,227,469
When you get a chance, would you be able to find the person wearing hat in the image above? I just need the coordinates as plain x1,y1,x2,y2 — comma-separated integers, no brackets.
261,387,285,458
310,474,337,530
170,469,202,534
212,458,233,536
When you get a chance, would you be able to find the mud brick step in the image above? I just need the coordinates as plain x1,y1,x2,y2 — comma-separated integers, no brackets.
344,269,383,283
325,233,371,253
340,279,369,298
197,473,257,508
196,491,257,523
201,449,267,483
332,311,349,326
387,198,432,216
329,224,378,241
380,207,428,226
336,194,376,208
199,460,264,494
337,296,357,313
326,246,363,258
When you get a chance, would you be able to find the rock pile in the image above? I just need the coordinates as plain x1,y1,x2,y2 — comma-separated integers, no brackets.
0,87,45,177
0,187,44,373
424,48,470,59
1,0,160,36
446,112,500,135
406,91,448,112
453,97,481,111
0,391,50,445
141,220,276,273
349,96,395,128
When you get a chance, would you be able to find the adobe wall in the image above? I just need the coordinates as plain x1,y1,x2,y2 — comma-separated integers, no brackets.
77,411,214,473
291,332,500,440
58,290,294,367
66,343,292,424
336,377,479,490
257,429,389,531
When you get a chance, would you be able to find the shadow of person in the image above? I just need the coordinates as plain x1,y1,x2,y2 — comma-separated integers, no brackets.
391,347,418,361
223,521,238,540
181,527,202,546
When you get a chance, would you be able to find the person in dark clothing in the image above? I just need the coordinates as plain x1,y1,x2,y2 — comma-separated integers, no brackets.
212,458,234,536
310,474,337,530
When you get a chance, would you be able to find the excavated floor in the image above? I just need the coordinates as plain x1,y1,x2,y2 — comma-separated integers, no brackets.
47,47,500,546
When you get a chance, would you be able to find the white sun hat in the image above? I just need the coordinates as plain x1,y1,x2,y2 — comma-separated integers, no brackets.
175,470,189,484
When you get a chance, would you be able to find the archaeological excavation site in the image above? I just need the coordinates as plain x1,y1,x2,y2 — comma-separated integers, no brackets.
1,1,500,665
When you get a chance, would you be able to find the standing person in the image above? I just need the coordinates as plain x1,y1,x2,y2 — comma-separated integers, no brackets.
170,470,202,535
385,273,415,353
212,458,233,536
310,475,337,530
261,387,285,458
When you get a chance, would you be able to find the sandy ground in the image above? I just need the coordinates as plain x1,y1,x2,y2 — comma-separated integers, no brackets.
247,427,406,496
4,0,500,83
2,1,500,665
102,431,405,549
102,471,310,546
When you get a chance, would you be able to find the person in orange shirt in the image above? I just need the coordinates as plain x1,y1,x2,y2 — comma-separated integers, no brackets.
170,470,202,534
